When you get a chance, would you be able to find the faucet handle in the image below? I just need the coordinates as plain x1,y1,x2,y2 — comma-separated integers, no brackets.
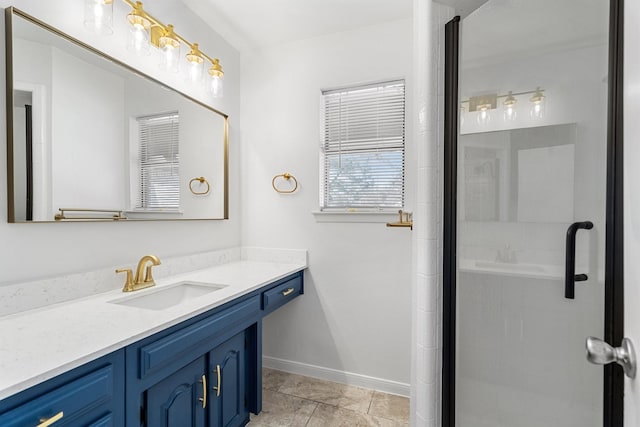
116,268,134,292
144,265,156,284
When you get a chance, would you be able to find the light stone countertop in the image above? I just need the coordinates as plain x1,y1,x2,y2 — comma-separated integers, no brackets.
0,258,307,400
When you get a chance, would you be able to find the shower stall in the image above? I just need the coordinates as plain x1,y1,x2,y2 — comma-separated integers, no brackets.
442,0,625,425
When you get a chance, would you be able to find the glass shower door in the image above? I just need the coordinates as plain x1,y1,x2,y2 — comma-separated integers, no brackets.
455,0,610,426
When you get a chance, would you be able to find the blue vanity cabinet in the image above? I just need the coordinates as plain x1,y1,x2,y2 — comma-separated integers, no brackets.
0,349,125,427
208,331,249,427
0,271,304,427
142,332,249,427
126,295,262,426
262,272,303,315
145,356,207,427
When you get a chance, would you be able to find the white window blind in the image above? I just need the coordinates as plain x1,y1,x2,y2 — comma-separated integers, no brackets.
321,80,405,210
136,112,180,210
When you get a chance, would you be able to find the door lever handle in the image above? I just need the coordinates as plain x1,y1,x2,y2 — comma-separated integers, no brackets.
586,336,636,378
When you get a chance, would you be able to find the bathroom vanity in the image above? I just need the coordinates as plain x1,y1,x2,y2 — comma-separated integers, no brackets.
0,255,305,427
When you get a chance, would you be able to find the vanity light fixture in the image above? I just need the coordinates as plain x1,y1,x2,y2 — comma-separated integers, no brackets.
476,103,492,125
84,0,225,95
209,59,224,97
460,87,546,125
186,43,205,83
158,24,180,73
529,87,546,119
126,1,151,56
83,0,114,35
503,91,517,122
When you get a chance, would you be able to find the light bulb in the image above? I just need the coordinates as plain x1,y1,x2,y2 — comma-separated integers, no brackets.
529,87,546,119
186,44,205,84
84,0,113,35
127,1,151,56
128,24,150,56
503,91,517,122
210,76,224,97
208,59,224,97
477,104,491,125
159,25,180,73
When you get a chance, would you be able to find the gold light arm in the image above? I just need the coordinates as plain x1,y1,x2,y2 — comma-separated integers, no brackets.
121,0,223,74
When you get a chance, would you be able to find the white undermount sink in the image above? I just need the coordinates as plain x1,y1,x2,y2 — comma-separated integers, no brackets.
109,281,226,311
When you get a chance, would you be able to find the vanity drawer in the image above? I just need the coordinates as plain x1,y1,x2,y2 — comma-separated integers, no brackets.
262,273,303,314
0,361,119,427
137,295,261,380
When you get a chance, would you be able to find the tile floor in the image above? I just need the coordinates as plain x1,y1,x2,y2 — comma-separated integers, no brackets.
248,368,409,426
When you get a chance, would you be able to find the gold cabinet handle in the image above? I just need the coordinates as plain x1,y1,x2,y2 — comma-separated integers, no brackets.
212,365,221,397
199,374,207,409
282,288,295,296
37,412,64,427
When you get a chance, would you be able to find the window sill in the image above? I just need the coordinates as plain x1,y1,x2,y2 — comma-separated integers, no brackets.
311,210,405,223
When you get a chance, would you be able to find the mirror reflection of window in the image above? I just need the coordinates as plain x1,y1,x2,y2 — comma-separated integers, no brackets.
134,112,180,211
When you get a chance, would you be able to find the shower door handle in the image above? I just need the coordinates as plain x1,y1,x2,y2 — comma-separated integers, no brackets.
586,337,636,379
565,221,593,299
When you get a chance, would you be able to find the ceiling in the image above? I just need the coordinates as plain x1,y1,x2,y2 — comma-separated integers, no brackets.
460,0,609,66
180,0,601,61
182,0,414,52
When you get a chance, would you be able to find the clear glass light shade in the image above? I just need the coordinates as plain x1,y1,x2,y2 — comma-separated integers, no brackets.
210,75,224,97
185,45,205,84
530,98,546,119
128,23,151,56
84,0,113,35
477,105,491,125
186,59,204,83
502,92,517,122
159,38,180,73
529,89,546,119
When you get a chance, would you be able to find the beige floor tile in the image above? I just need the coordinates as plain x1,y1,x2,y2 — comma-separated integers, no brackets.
248,390,317,426
307,403,408,427
262,368,291,392
368,391,410,423
278,374,374,413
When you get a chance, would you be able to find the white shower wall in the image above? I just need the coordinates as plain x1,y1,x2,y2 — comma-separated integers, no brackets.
412,1,454,425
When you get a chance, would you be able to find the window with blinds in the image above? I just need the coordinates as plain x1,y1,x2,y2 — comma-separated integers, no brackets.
320,80,405,211
136,112,180,210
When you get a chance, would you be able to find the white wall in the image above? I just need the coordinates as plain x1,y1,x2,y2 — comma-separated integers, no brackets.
50,47,126,215
624,0,640,423
241,20,413,392
0,0,241,285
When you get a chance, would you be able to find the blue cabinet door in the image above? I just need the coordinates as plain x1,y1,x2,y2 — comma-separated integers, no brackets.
208,331,249,427
146,356,207,427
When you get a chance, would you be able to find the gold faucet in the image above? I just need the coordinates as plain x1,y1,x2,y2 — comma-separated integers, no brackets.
116,255,162,292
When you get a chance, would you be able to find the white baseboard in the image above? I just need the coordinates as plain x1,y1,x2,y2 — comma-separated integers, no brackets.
262,356,410,398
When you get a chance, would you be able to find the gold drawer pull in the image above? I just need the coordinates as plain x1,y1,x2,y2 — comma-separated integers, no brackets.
212,365,221,397
282,288,295,296
37,412,64,427
199,374,207,409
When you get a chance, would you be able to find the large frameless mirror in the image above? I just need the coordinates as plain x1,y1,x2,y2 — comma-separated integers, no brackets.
6,7,229,222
